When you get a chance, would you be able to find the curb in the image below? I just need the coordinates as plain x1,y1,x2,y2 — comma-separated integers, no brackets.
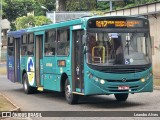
154,86,160,90
0,93,20,112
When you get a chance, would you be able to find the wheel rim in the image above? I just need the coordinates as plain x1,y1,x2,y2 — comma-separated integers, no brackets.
65,84,71,99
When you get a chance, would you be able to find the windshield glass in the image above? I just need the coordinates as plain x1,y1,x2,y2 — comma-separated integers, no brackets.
86,32,152,66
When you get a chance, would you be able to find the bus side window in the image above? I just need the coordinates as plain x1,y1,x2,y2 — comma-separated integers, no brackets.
21,35,27,56
45,30,56,56
8,37,14,56
27,34,34,56
57,29,70,56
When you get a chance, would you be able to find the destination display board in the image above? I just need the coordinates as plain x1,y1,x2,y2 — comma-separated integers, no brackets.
88,18,148,28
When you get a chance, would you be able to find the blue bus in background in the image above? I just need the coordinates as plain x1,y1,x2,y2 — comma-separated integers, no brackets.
7,29,27,83
7,16,153,104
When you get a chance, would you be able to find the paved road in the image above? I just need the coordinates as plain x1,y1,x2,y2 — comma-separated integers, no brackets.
0,75,160,120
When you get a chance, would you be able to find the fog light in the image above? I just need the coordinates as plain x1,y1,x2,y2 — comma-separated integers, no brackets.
95,78,99,82
100,79,105,84
150,72,153,77
89,74,93,79
141,78,145,83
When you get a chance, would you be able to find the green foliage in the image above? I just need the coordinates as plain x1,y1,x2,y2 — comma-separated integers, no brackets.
97,1,109,11
97,0,160,11
34,16,52,26
2,0,55,30
15,15,52,30
33,0,56,16
66,0,97,11
3,0,35,22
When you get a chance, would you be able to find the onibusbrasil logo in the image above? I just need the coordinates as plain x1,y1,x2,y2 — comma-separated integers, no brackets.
27,57,35,86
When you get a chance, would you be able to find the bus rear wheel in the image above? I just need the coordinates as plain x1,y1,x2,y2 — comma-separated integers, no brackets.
23,73,35,94
114,93,128,102
65,79,79,104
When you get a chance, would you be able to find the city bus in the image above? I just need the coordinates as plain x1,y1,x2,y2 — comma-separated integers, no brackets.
7,16,153,104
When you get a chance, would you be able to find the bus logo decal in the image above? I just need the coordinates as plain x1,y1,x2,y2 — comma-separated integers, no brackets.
27,57,35,86
122,78,127,82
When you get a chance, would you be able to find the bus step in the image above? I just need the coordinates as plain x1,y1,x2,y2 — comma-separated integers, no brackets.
37,87,44,91
72,92,84,95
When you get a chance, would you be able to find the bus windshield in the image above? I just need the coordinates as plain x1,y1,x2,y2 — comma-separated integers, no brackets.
86,32,152,66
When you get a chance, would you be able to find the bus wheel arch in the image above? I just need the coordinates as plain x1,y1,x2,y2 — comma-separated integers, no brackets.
22,71,35,94
60,73,68,92
65,78,79,104
22,69,27,84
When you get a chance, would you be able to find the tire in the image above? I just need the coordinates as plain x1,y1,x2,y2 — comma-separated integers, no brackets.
23,73,35,94
114,93,129,102
65,78,79,104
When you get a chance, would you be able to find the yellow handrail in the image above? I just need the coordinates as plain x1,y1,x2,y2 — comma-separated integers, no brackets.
92,46,105,63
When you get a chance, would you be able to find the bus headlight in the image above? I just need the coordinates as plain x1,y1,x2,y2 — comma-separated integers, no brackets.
88,72,104,84
100,79,105,84
141,78,145,83
141,71,153,83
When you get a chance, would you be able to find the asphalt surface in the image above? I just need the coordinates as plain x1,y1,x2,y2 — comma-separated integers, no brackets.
0,75,160,120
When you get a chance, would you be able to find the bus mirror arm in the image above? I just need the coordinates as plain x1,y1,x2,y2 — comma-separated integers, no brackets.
82,35,87,45
82,46,86,54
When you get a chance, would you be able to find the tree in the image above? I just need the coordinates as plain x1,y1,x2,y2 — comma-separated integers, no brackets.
66,0,97,11
15,15,52,30
56,0,67,11
3,0,34,22
34,0,56,16
2,0,55,30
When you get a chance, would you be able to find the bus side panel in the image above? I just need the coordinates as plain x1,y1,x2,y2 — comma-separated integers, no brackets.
43,57,57,90
20,56,28,84
56,56,71,91
7,56,15,82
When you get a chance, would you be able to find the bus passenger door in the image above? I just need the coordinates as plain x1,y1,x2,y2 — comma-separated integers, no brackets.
35,32,44,89
72,30,84,93
14,38,21,82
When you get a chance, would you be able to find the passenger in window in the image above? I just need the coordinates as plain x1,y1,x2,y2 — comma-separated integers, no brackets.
22,47,27,55
45,48,54,56
114,38,123,64
51,48,55,55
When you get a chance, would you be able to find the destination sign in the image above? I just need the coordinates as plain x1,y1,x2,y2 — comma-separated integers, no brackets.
88,18,148,28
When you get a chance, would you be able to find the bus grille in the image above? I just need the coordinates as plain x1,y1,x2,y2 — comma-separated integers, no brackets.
87,64,151,74
106,79,140,82
99,67,148,74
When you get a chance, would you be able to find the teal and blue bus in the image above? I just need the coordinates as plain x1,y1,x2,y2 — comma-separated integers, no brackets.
7,16,153,104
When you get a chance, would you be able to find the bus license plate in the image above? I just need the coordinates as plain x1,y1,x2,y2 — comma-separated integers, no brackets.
118,86,129,90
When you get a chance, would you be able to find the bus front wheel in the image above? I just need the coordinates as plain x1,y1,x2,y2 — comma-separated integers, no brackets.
114,93,128,102
23,73,35,94
65,79,79,104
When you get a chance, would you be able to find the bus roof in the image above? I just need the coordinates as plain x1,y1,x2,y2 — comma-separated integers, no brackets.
27,18,83,33
8,16,148,35
8,29,27,38
27,16,148,33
